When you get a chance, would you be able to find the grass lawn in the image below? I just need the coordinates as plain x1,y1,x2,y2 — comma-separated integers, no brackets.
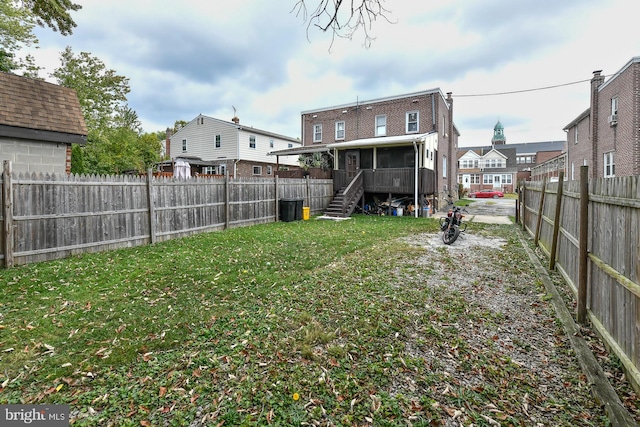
0,216,608,426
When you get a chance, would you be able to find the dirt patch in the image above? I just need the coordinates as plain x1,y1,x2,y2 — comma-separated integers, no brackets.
390,230,639,426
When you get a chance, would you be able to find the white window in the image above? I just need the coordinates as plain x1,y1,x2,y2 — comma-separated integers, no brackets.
335,121,345,140
249,135,256,149
490,159,497,168
252,166,262,175
313,124,322,143
267,165,272,175
182,139,187,152
269,139,274,148
604,152,615,177
574,127,578,145
202,166,215,174
473,159,478,168
471,174,480,184
496,159,503,168
502,174,512,184
443,155,447,178
219,164,226,176
375,115,386,136
442,115,446,135
611,97,618,115
215,135,221,148
483,174,493,184
406,111,419,133
288,143,293,148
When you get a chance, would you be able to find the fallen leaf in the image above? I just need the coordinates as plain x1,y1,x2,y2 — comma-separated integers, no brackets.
159,387,167,397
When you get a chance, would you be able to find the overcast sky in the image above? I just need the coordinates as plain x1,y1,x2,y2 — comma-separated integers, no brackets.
24,0,640,147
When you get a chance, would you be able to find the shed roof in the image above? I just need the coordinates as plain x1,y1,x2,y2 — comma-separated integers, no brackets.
0,72,87,137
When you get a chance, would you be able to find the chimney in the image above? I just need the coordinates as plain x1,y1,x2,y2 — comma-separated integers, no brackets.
166,127,172,157
231,116,239,124
590,70,604,178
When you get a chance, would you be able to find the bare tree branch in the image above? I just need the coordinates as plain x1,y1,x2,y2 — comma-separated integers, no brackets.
292,0,395,49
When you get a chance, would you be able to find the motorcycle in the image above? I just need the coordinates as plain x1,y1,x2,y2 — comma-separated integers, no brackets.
439,206,467,244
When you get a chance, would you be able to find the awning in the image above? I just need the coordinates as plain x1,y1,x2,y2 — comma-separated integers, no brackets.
327,132,436,149
267,145,332,157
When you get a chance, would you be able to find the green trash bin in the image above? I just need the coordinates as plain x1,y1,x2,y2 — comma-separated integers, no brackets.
280,198,297,222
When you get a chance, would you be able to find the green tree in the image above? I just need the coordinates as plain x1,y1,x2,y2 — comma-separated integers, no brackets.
52,46,130,132
20,0,81,36
0,0,38,72
1,0,80,74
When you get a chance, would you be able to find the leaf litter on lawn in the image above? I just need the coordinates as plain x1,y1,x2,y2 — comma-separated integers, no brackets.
0,217,632,425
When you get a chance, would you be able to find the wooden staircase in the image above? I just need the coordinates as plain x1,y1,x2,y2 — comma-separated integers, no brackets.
324,170,364,218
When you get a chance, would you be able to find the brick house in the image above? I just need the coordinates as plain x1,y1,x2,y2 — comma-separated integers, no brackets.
457,121,565,192
564,56,640,179
0,72,87,174
166,114,301,178
289,89,459,215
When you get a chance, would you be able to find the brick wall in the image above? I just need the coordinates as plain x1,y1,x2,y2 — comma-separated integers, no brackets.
596,61,639,177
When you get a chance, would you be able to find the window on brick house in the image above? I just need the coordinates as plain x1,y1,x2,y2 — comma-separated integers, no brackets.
267,165,272,175
253,166,262,175
375,115,386,136
604,152,615,178
611,97,618,115
574,127,578,144
406,111,419,133
335,121,345,140
313,124,322,143
443,156,447,178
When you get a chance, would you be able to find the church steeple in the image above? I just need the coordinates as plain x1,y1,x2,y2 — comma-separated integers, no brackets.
491,120,506,145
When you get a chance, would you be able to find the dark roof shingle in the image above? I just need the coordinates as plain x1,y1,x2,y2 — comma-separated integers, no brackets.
0,72,87,136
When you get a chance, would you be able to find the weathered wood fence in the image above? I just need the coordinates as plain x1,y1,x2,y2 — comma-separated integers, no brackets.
520,167,640,394
1,161,333,267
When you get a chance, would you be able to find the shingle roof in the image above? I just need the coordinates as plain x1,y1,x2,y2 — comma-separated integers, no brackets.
0,72,87,136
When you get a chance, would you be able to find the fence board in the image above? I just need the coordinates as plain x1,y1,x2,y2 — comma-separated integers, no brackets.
0,166,333,266
523,174,640,394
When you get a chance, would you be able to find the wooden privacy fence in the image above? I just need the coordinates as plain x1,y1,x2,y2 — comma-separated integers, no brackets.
520,167,640,394
1,161,333,267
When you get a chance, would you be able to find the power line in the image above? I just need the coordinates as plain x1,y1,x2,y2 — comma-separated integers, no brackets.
453,74,614,98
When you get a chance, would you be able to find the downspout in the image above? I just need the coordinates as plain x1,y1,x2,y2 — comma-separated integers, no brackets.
413,140,419,218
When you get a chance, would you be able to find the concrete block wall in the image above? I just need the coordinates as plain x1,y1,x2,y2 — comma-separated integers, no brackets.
0,139,68,174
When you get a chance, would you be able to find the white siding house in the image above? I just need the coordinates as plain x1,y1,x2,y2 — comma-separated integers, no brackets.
168,115,300,177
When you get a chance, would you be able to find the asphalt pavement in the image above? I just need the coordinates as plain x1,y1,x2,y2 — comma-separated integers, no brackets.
437,197,516,224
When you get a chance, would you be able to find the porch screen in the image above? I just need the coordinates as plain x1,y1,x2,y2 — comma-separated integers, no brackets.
376,146,415,168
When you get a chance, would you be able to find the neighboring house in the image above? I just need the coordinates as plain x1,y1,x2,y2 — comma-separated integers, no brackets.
166,114,301,178
282,89,459,216
564,56,640,179
0,72,87,174
458,121,565,192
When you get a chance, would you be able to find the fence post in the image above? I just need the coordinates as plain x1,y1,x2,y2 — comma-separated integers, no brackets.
225,170,230,230
146,169,157,244
275,175,279,222
534,176,547,246
549,171,564,270
521,182,526,231
305,175,310,209
3,161,14,268
577,166,589,324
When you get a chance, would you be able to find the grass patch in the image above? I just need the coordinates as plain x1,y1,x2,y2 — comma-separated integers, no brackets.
0,216,609,425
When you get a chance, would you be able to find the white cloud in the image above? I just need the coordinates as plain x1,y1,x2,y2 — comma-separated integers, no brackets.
18,0,640,147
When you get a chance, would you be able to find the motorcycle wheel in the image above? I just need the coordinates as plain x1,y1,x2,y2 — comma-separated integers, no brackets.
442,226,459,245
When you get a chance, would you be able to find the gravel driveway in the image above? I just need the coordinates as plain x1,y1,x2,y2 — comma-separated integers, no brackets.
394,225,639,425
